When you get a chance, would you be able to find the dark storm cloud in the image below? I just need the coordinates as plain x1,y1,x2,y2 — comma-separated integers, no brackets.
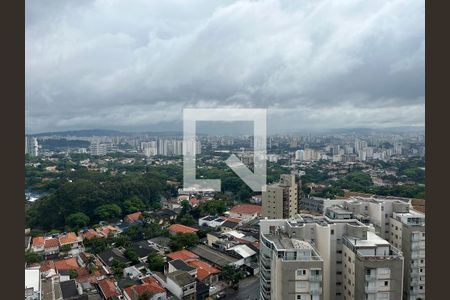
25,0,424,133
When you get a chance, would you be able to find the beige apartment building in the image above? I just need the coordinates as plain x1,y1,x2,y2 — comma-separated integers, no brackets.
262,174,298,219
389,211,425,300
260,207,405,300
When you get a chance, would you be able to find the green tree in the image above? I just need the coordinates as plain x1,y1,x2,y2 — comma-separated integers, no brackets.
25,251,43,264
169,233,199,251
68,269,78,279
123,196,146,214
124,248,140,265
147,253,165,272
138,293,154,300
66,212,90,230
60,244,72,253
179,214,196,226
221,265,245,289
95,204,122,221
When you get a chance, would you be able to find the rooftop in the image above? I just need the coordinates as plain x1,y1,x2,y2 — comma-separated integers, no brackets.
169,259,197,272
169,224,198,234
190,245,238,267
167,249,199,261
186,259,220,281
229,204,262,215
97,278,121,299
167,270,196,286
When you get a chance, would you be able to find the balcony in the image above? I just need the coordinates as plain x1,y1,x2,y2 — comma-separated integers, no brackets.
309,275,322,282
310,287,322,295
365,274,377,281
411,242,425,250
365,285,377,293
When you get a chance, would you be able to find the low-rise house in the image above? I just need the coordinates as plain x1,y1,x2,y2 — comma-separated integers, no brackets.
168,224,198,235
198,216,226,228
131,241,158,262
97,278,122,299
228,204,262,222
97,248,129,268
190,245,240,268
166,259,197,278
219,220,240,232
152,209,178,225
44,238,59,256
80,229,102,240
166,249,199,262
59,232,82,250
186,259,220,285
123,266,143,280
124,211,142,224
148,237,171,254
123,276,166,300
97,225,121,238
228,244,257,265
166,270,196,300
31,236,45,253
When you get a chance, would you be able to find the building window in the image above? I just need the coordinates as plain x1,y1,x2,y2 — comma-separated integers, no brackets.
384,281,389,286
331,229,334,235
296,269,307,276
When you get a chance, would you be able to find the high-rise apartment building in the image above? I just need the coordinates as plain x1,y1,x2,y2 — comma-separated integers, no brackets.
25,136,39,157
260,206,405,300
157,139,201,156
389,211,425,300
89,142,107,156
295,150,305,161
260,219,324,300
262,174,298,219
141,141,157,157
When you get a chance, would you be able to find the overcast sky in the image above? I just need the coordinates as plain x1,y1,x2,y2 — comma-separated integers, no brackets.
25,0,424,134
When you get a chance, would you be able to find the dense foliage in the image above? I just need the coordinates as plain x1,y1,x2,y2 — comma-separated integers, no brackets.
26,171,167,230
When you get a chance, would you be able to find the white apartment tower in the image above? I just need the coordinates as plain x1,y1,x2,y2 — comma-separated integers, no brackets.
25,136,39,157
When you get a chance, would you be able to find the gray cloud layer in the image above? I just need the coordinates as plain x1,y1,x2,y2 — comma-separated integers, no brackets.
25,0,424,133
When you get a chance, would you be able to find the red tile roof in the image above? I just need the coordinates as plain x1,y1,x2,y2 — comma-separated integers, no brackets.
98,278,121,298
99,225,119,236
32,236,45,247
40,260,56,273
168,224,198,234
82,229,101,240
141,276,165,293
186,259,220,281
229,204,262,215
44,238,59,249
124,281,165,299
167,249,199,261
189,197,200,206
54,257,79,270
125,211,142,223
59,232,79,245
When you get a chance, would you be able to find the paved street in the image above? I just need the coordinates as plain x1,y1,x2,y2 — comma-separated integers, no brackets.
223,275,260,300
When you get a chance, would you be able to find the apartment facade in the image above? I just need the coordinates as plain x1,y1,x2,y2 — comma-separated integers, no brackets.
260,207,405,300
260,219,324,300
262,174,298,219
389,211,425,300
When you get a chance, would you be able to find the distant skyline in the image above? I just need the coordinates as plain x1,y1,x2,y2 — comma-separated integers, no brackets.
26,0,424,134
